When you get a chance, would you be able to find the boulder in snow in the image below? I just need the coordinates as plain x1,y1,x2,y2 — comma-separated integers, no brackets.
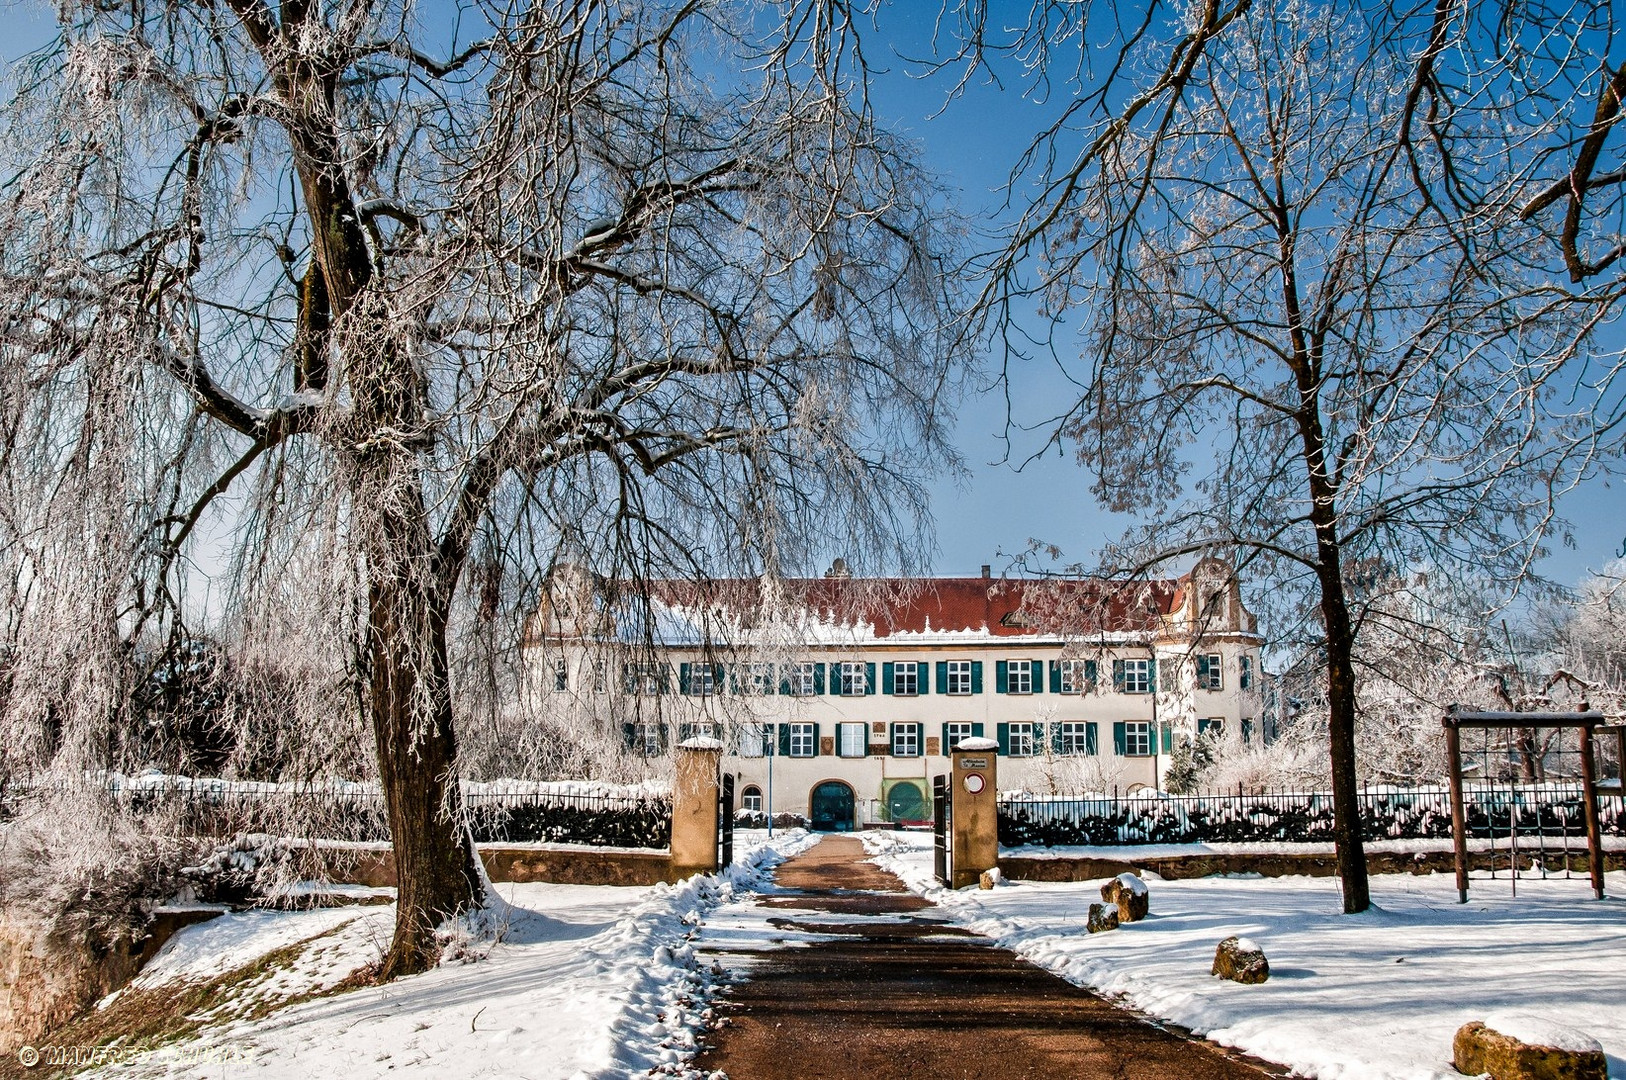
979,867,1004,890
1087,903,1119,934
1453,1014,1606,1080
1100,872,1149,922
1211,936,1269,984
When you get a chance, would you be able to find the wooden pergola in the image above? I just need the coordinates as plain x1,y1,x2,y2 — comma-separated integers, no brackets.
1442,707,1610,903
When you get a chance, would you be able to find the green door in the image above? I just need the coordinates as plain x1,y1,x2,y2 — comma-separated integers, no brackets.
886,780,928,824
810,781,856,831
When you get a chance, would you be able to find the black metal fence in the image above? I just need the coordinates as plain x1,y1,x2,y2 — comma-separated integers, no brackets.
998,784,1626,848
15,781,674,849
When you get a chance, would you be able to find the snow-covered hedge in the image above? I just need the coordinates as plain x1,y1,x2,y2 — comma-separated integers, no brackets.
998,785,1625,847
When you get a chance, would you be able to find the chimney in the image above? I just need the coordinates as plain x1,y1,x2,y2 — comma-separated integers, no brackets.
981,564,991,579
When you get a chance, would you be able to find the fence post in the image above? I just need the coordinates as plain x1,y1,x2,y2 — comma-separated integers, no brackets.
949,735,999,889
669,737,723,879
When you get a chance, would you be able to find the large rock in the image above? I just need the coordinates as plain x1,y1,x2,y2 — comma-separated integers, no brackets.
1100,872,1149,922
1454,1015,1606,1080
1086,903,1119,933
979,867,1004,890
1211,936,1269,984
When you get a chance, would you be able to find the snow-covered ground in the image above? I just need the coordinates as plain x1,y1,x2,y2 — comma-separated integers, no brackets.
865,831,1626,1080
91,829,818,1080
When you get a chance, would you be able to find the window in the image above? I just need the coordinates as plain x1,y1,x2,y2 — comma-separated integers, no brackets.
741,785,763,813
1123,721,1152,756
944,721,976,751
628,722,664,756
1240,655,1254,691
1242,717,1255,744
946,660,973,695
892,661,919,696
1058,721,1095,756
679,721,720,743
1121,658,1151,694
624,662,664,695
1059,659,1092,694
788,662,817,697
685,663,717,696
837,721,868,757
891,722,921,757
745,662,775,695
837,661,869,697
1196,653,1223,691
553,657,568,692
1007,660,1033,694
1197,717,1224,739
1007,722,1036,757
788,722,816,757
737,722,769,758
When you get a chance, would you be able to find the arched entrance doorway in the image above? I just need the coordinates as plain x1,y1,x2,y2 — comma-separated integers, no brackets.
884,779,928,824
809,780,856,832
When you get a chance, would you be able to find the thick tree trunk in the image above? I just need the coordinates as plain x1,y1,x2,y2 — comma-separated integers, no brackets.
1316,554,1371,913
368,565,484,980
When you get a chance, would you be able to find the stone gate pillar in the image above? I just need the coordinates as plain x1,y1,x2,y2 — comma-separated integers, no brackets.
670,737,723,878
950,736,1000,888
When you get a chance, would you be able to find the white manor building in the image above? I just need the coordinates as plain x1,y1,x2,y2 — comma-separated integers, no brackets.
526,557,1264,830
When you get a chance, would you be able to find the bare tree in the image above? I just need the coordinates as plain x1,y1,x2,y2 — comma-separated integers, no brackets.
955,3,1615,912
0,0,967,975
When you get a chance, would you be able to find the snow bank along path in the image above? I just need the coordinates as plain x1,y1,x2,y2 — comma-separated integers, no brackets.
864,832,1626,1080
89,829,819,1080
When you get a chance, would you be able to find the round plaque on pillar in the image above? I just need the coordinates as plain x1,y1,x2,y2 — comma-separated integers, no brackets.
963,772,986,795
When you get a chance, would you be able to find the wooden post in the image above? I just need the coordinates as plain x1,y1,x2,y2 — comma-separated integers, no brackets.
1444,715,1469,904
1577,721,1605,900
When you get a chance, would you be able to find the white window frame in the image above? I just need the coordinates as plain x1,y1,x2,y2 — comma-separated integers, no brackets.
1008,722,1036,757
746,662,775,695
946,659,973,696
1059,659,1089,694
741,786,763,813
893,661,919,696
788,722,816,757
837,721,868,758
1122,658,1151,695
625,662,664,695
1008,659,1033,695
789,662,817,697
891,722,921,757
631,722,663,756
737,722,768,758
1199,652,1223,691
553,657,568,692
1059,721,1092,755
1123,721,1152,756
837,661,868,697
944,721,975,751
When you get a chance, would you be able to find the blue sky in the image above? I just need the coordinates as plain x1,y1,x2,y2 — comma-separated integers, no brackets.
2,0,1619,588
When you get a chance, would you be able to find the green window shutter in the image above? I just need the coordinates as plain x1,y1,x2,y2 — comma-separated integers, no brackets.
866,663,876,695
940,722,951,749
1113,721,1127,756
1029,660,1042,694
936,661,948,695
1149,660,1159,692
678,663,693,695
1086,722,1099,756
727,665,740,694
1084,659,1098,691
1196,654,1209,682
995,660,1009,694
972,722,984,738
882,662,895,695
779,669,792,696
970,661,984,694
809,722,821,756
913,661,927,695
660,664,673,694
1161,722,1174,753
813,663,826,695
778,723,791,757
713,663,725,693
1112,659,1126,692
656,723,670,752
1049,660,1062,694
621,722,636,749
996,723,1010,755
